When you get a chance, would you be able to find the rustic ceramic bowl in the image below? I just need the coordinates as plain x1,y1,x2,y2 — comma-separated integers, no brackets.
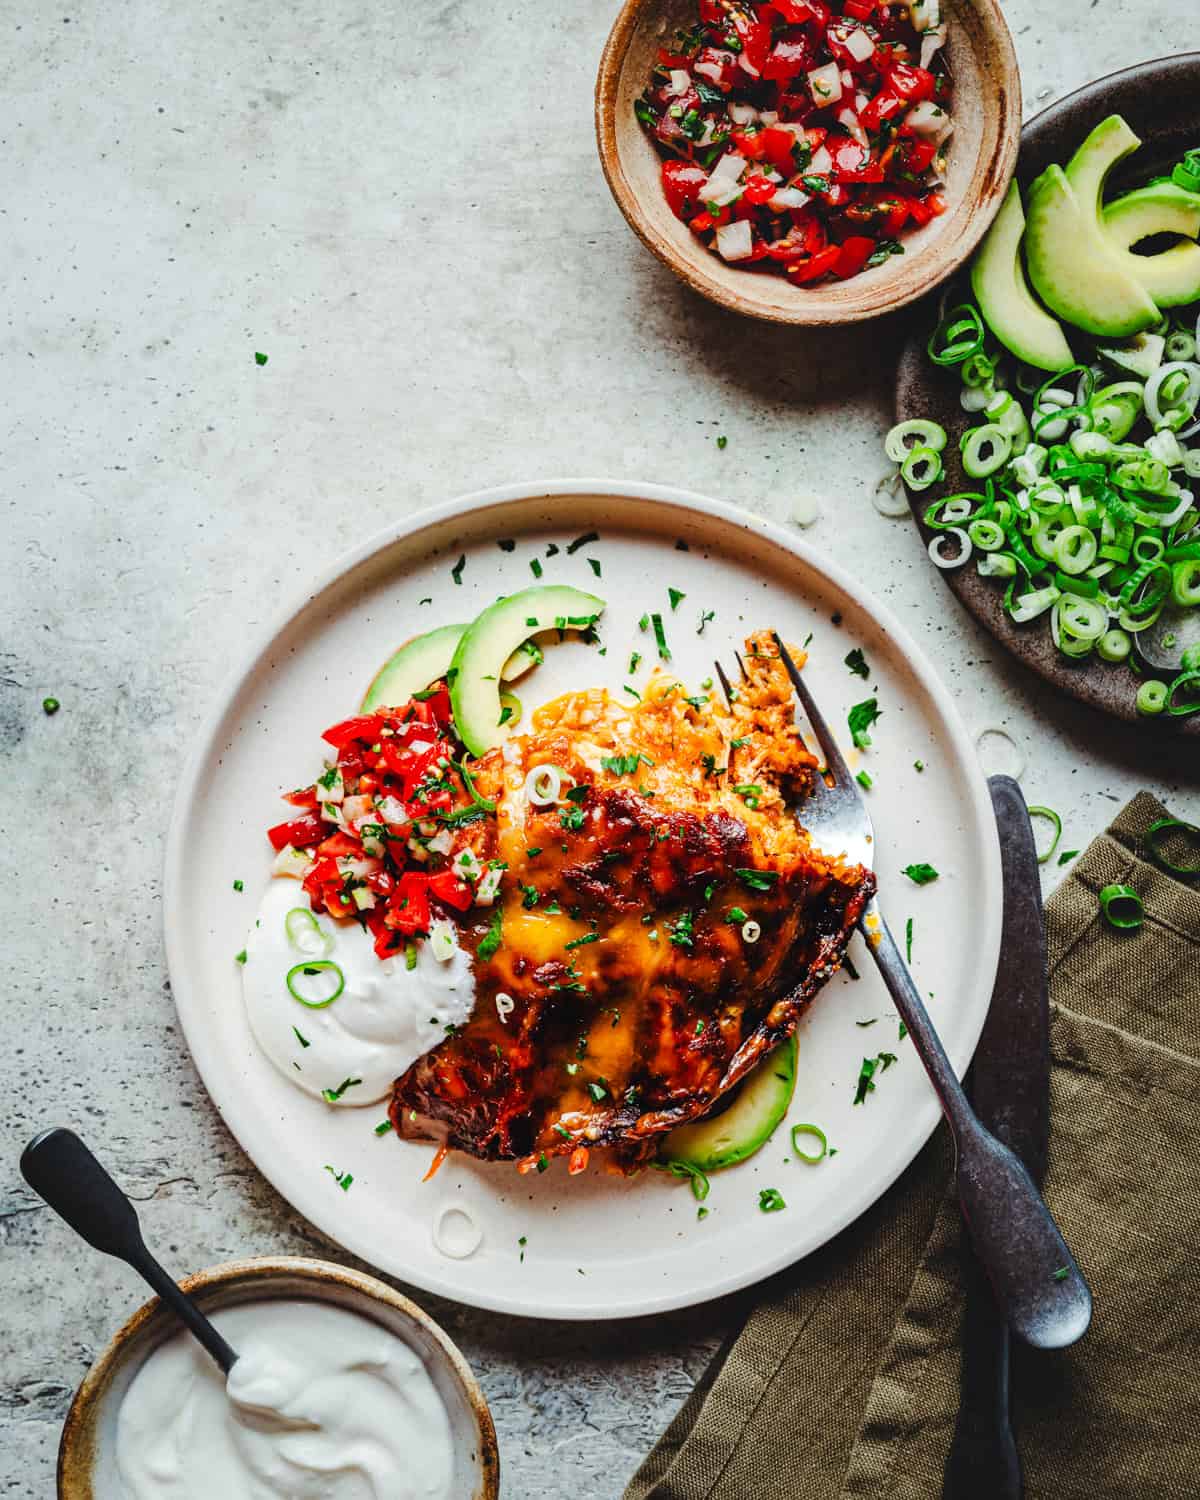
596,0,1020,325
57,1256,500,1500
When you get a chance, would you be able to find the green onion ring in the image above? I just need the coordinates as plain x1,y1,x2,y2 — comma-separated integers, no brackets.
1166,669,1200,717
285,906,331,956
1026,805,1062,865
286,959,346,1008
901,445,943,491
791,1123,828,1164
927,303,985,366
1136,679,1168,715
1098,883,1144,931
1145,817,1200,876
885,418,947,462
1171,560,1200,608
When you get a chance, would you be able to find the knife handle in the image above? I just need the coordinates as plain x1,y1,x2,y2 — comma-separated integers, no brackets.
942,1242,1021,1500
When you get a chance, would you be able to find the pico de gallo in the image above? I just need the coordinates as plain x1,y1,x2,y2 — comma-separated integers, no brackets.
636,0,952,283
266,688,501,962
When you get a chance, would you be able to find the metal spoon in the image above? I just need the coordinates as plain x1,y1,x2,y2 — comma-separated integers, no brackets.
20,1126,237,1373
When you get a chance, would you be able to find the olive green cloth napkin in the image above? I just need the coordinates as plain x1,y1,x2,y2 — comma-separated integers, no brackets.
627,792,1200,1500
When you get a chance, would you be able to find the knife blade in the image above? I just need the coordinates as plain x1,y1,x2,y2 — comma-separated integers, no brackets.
942,773,1050,1500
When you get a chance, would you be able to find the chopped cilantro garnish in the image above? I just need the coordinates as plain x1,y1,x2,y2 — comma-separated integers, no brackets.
254,351,268,366
1058,849,1080,865
530,557,543,579
536,1153,549,1173
42,696,61,715
586,1080,608,1102
899,1021,908,1040
566,530,599,554
905,917,914,962
628,650,642,673
589,558,602,578
374,1119,393,1135
716,435,727,450
856,770,873,790
638,612,650,631
730,736,749,749
697,609,715,635
565,932,600,950
853,1056,879,1105
914,759,925,772
602,753,645,775
668,910,695,948
324,1165,353,1191
553,1123,572,1140
902,863,939,885
1053,1265,1070,1281
668,587,686,611
232,878,244,892
478,907,503,961
758,1187,786,1212
292,1025,310,1048
726,906,748,923
623,684,641,700
848,697,881,750
735,867,778,891
321,1077,362,1103
560,803,586,831
651,612,670,660
235,948,248,965
845,648,870,679
451,554,466,586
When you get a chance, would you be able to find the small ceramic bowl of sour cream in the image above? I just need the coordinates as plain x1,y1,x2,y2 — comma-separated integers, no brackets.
57,1256,500,1500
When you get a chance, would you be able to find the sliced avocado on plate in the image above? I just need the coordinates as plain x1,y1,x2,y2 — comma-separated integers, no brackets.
1102,182,1200,308
1096,331,1165,381
1025,164,1158,338
450,585,605,756
361,623,468,711
970,181,1074,373
661,1034,798,1173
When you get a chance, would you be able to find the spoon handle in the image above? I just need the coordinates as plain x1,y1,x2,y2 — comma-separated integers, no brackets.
20,1127,237,1374
861,909,1092,1351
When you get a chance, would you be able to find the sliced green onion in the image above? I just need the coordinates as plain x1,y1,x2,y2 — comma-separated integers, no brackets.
1136,679,1168,715
1027,805,1062,865
928,303,985,366
1097,628,1131,663
901,444,943,491
960,424,1011,478
1166,669,1200,717
1098,883,1144,931
790,1123,828,1164
285,907,331,957
1171,560,1200,607
286,959,345,1008
1145,817,1200,876
885,419,947,463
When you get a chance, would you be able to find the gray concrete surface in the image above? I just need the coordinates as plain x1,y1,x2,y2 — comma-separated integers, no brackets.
2,1,1197,1494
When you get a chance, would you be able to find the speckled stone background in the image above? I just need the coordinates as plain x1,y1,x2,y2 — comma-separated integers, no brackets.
2,2,1197,1494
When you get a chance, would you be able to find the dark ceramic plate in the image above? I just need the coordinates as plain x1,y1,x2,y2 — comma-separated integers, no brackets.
896,53,1200,735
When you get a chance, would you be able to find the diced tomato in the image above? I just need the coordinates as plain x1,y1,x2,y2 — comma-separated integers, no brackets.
859,88,907,131
886,61,936,102
689,211,715,233
730,127,766,160
785,244,842,282
662,159,711,221
421,687,453,726
774,0,829,23
885,135,937,176
387,872,430,936
731,13,771,74
818,180,853,207
761,33,815,82
693,46,740,90
316,831,359,858
905,192,942,227
761,124,802,175
267,814,325,852
742,173,778,205
321,714,383,752
827,135,885,183
428,870,474,912
283,786,319,810
842,0,874,18
657,47,693,68
844,186,910,234
833,235,876,278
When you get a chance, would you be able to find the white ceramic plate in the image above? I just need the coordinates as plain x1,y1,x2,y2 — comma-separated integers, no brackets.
165,481,1002,1320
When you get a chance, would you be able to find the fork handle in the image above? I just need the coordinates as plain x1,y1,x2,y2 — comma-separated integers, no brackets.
860,902,1091,1351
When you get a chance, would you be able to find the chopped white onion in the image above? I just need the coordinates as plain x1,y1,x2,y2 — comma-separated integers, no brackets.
271,844,312,880
919,24,946,68
407,738,435,755
759,109,779,124
809,144,834,176
428,921,457,964
524,764,565,807
807,62,843,108
928,529,972,569
702,152,746,197
452,847,481,879
377,795,408,825
693,59,725,86
667,68,691,96
1145,361,1200,429
960,386,993,412
837,106,868,146
790,492,822,527
905,101,953,144
843,26,874,62
425,829,453,856
716,219,754,262
314,766,344,803
909,0,941,31
768,186,811,211
475,866,505,906
727,101,759,125
351,886,375,912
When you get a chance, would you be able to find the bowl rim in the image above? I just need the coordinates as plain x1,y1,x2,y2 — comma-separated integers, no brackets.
594,0,1021,326
56,1254,500,1500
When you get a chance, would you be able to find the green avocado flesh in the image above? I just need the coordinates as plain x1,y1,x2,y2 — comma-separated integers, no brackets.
361,624,467,710
1103,183,1200,308
661,1034,798,1172
1025,165,1158,338
449,585,605,756
971,181,1074,372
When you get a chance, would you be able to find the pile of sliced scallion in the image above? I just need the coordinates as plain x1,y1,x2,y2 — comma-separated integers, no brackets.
885,300,1200,717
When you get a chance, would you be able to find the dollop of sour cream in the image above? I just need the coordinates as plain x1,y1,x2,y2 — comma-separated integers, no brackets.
115,1299,455,1500
242,879,475,1104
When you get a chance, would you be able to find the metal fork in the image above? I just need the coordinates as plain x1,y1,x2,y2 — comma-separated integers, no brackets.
714,636,1092,1351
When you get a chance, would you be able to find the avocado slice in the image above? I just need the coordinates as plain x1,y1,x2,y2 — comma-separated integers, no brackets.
970,181,1074,372
1063,114,1142,213
661,1034,798,1172
1097,331,1165,381
1103,183,1200,308
361,624,468,710
449,585,605,756
1025,165,1158,338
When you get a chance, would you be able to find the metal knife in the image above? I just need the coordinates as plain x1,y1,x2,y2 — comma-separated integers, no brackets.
942,773,1051,1500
